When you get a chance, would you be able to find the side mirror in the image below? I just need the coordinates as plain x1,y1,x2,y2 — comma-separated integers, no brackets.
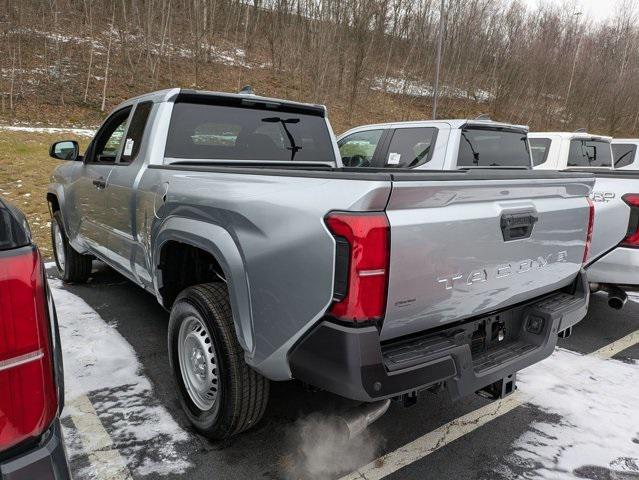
49,140,79,161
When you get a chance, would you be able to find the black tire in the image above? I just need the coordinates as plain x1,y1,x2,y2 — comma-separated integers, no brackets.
168,283,269,440
51,210,92,283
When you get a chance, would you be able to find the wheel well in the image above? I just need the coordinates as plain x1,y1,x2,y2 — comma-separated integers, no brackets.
159,241,225,309
47,193,60,213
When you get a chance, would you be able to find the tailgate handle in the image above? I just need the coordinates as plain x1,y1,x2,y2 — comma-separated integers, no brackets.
500,212,538,241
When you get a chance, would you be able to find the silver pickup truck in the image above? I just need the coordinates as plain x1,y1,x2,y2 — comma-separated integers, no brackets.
530,132,639,308
48,89,594,439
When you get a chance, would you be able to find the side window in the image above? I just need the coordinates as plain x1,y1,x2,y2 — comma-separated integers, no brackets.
338,130,383,167
88,107,132,164
529,138,551,166
119,102,153,164
568,139,613,167
612,144,637,168
386,127,437,168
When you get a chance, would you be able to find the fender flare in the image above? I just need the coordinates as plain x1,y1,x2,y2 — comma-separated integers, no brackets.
46,186,81,250
153,217,254,355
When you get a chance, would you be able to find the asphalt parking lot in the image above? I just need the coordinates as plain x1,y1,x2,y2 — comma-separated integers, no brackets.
47,263,639,480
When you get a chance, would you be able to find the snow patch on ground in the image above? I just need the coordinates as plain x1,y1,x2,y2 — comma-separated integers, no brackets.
372,76,495,102
500,348,639,479
49,278,191,476
0,125,95,137
628,292,639,304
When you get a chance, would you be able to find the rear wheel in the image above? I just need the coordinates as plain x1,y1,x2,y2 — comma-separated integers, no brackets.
168,283,269,440
51,211,92,283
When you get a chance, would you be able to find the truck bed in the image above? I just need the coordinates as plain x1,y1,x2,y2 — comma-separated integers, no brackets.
148,164,594,350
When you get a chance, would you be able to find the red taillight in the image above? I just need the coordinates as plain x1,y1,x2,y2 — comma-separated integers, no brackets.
582,197,595,264
325,212,390,323
0,247,57,452
620,194,639,248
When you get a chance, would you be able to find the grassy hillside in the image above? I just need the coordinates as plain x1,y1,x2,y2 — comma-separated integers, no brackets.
0,130,90,257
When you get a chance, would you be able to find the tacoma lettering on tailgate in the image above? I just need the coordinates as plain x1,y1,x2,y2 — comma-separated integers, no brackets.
437,251,568,290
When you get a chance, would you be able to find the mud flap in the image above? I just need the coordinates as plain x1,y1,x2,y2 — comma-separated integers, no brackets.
476,373,517,400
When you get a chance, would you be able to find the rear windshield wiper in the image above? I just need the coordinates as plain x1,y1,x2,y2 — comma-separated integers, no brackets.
263,117,302,160
461,131,481,165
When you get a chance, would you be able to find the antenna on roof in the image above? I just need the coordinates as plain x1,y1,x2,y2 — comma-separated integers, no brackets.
239,85,255,95
475,114,491,120
574,128,587,133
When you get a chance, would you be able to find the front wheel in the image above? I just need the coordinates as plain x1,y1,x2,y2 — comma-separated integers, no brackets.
51,211,92,283
168,283,269,440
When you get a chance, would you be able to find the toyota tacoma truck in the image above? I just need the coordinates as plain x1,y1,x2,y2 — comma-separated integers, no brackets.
530,131,639,308
47,89,594,439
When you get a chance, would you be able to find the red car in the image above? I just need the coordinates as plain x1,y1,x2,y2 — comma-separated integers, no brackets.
0,197,71,479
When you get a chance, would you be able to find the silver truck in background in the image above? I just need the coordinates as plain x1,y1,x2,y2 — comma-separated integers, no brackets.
530,131,639,309
612,139,639,169
47,90,594,439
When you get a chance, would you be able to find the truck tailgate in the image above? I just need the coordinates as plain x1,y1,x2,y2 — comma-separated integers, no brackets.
381,171,594,341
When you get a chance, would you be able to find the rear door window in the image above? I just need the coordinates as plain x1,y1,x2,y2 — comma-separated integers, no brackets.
119,101,153,164
385,127,437,168
529,138,552,166
568,140,612,167
612,143,637,168
338,130,383,167
457,127,531,167
165,102,334,162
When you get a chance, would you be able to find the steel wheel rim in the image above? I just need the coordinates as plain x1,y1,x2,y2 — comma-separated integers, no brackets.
177,315,219,411
53,220,66,273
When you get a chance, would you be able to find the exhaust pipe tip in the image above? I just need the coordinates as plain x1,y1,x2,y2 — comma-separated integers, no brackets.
607,287,628,310
608,294,627,310
337,399,391,441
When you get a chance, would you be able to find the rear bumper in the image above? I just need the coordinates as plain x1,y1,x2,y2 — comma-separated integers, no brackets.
289,270,589,402
0,419,71,480
587,246,639,286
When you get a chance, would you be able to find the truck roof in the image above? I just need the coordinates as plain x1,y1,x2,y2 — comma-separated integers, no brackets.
341,118,528,132
529,131,613,142
113,88,327,116
611,139,639,144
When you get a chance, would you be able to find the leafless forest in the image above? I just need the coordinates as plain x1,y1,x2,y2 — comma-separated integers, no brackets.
0,0,638,134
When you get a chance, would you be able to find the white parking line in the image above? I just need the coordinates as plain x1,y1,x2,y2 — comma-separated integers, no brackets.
591,330,639,359
339,330,639,480
339,395,522,480
67,395,133,480
49,276,191,478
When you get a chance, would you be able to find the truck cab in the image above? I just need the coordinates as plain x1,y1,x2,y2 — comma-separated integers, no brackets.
337,118,531,170
528,131,614,170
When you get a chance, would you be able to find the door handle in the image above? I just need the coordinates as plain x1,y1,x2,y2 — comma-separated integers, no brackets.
92,178,107,189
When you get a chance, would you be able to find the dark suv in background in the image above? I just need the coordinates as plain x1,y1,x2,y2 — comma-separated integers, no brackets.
0,197,71,479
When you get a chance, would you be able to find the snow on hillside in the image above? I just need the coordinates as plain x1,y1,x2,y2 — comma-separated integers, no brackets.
372,76,495,102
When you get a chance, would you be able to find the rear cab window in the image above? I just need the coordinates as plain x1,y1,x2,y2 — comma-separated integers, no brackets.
165,100,335,163
612,143,637,168
529,138,552,166
457,127,531,167
568,139,612,168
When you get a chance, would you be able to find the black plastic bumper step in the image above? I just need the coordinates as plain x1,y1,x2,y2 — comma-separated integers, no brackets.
472,340,536,372
382,335,456,372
